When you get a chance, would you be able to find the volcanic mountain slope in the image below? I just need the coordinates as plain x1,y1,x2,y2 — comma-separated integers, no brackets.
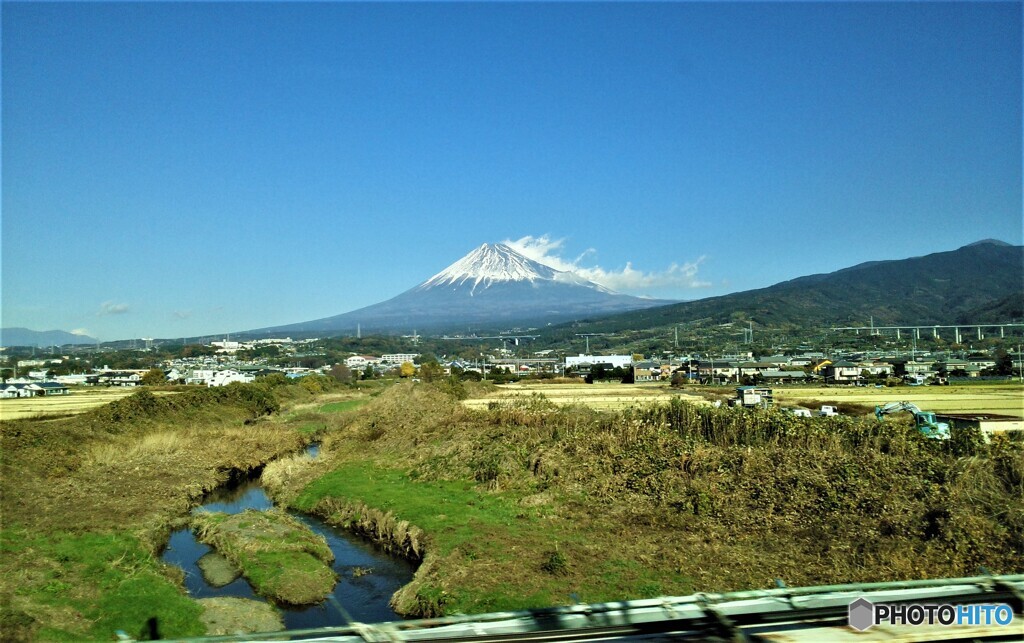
542,240,1024,337
250,244,674,335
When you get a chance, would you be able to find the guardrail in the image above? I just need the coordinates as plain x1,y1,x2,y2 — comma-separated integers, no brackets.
124,573,1024,642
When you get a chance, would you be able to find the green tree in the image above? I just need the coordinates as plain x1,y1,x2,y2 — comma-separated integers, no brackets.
419,361,445,383
181,344,216,358
994,349,1013,375
300,375,324,394
140,368,166,386
330,363,353,383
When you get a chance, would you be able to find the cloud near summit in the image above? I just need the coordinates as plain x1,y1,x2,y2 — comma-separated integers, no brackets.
503,235,709,294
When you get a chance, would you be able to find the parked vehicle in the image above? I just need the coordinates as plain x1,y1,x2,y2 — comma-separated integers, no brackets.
782,407,813,418
730,386,773,408
818,405,839,417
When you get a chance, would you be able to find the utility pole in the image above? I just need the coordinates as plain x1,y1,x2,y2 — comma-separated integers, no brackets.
575,333,608,354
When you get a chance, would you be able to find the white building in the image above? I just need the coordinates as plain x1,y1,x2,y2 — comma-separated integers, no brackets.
187,369,216,385
211,340,242,354
55,374,89,385
207,370,256,387
380,353,419,366
565,354,634,370
345,355,380,369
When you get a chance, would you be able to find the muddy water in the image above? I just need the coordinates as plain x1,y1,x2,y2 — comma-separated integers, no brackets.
161,454,415,628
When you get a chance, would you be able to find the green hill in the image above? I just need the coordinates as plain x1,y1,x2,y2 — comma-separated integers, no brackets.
540,240,1023,342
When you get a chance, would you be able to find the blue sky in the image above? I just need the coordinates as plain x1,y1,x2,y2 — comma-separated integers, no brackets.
3,2,1020,341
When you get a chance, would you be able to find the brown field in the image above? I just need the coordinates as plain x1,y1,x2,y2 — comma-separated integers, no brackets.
465,380,1024,417
462,381,705,410
0,387,177,420
774,383,1024,417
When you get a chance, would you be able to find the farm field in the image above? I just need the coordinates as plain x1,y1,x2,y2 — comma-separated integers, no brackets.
774,383,1024,417
464,380,1024,417
462,381,705,410
0,387,177,421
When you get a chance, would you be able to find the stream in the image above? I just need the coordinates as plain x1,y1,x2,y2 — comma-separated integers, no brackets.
161,447,416,629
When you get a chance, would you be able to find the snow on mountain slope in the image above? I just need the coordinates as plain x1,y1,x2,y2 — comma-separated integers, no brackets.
246,242,672,335
419,243,612,295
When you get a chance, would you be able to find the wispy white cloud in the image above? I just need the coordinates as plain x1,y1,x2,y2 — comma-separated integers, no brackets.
503,235,710,294
70,328,92,336
97,301,130,316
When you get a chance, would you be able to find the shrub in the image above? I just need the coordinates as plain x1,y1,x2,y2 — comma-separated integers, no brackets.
540,546,568,575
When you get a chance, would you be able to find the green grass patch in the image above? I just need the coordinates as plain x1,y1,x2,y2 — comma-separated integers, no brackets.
295,461,528,557
295,422,324,435
0,527,204,640
293,460,695,615
319,399,370,414
192,509,336,605
92,572,205,640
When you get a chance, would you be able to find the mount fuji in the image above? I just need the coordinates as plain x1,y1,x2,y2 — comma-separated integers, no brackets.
249,243,674,335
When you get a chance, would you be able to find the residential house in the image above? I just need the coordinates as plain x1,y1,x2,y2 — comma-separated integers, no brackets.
37,382,69,395
823,360,862,383
207,370,255,387
632,361,659,382
761,370,808,383
698,360,739,384
107,372,142,387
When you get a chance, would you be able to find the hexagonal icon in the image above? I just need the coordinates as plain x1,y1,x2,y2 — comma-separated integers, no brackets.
848,597,875,631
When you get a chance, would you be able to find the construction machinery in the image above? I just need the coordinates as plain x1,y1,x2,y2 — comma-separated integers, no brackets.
875,401,952,440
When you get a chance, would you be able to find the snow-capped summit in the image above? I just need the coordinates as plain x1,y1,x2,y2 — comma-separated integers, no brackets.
420,243,557,291
419,243,608,295
251,242,674,334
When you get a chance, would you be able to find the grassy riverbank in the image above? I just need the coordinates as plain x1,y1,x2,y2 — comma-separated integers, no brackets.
280,381,1024,617
0,378,366,640
4,376,1021,636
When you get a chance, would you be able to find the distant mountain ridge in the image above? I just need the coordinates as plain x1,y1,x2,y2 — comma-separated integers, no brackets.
248,243,673,335
549,240,1024,336
1,327,98,347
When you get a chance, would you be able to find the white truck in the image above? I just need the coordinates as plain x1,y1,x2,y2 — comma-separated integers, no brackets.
818,405,839,417
730,386,774,409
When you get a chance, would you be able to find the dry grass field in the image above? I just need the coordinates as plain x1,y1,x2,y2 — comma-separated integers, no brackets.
462,380,705,410
0,387,177,421
464,380,1024,417
774,383,1024,417
294,382,1024,618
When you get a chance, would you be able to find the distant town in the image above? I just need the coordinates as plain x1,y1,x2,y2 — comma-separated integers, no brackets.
3,331,1022,399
